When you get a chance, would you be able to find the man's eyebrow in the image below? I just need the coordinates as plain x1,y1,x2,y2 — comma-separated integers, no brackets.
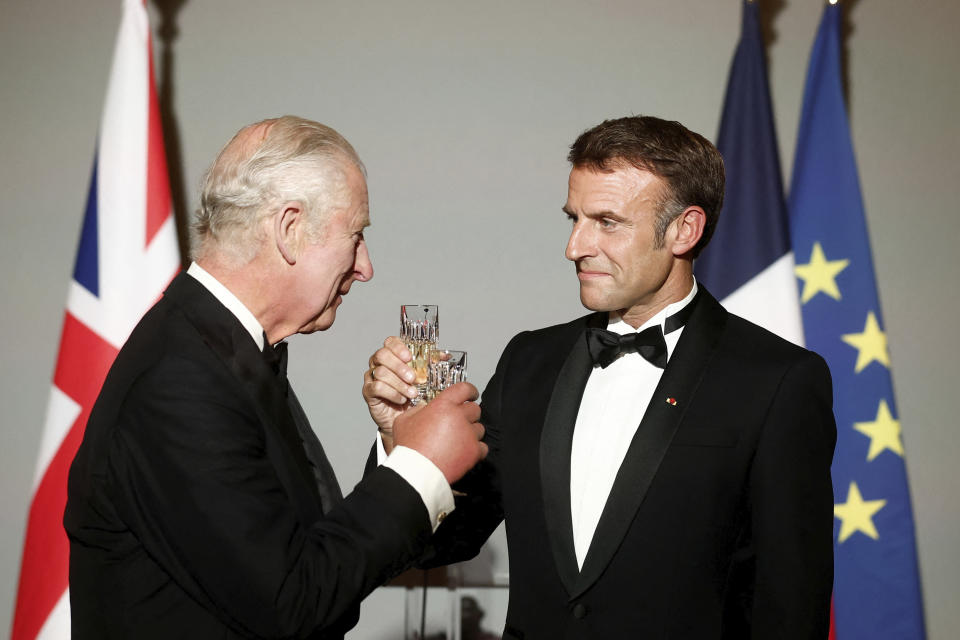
564,207,621,219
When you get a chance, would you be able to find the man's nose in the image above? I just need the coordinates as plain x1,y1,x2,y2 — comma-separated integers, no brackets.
565,222,592,262
354,239,373,282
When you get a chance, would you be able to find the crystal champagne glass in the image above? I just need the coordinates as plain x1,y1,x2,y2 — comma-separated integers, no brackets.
400,304,438,405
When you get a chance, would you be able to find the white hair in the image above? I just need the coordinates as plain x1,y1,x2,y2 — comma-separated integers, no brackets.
191,115,365,265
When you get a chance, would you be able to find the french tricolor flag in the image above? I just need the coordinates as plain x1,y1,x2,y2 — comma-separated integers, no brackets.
11,1,180,638
694,0,804,347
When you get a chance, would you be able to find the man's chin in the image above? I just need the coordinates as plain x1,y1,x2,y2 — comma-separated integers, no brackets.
299,312,337,334
298,296,345,334
579,288,615,313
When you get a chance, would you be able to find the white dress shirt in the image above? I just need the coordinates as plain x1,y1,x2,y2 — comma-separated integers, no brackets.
570,279,698,568
187,262,454,530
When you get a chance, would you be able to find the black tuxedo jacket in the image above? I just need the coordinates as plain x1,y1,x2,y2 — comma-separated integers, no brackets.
65,273,431,639
425,288,836,639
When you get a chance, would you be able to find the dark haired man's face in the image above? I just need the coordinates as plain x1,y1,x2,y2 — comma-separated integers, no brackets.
563,166,677,322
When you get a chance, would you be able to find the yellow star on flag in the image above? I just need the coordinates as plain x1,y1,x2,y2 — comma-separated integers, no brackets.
842,311,890,373
835,481,886,543
854,399,904,461
794,241,850,303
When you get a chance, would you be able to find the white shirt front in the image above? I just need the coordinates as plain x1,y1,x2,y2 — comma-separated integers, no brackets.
186,262,454,530
569,280,698,568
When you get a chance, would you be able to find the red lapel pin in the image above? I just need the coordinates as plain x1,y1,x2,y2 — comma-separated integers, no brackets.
666,397,678,406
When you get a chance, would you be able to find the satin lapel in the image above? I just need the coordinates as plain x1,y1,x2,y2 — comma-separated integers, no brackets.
164,274,324,523
571,290,728,599
288,385,343,509
539,313,606,595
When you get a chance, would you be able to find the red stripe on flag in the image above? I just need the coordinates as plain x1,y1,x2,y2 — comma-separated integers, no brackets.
11,313,119,640
829,597,836,639
52,314,121,410
145,34,171,247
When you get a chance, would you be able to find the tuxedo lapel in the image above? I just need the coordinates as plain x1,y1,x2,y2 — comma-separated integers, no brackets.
571,289,728,599
539,313,606,596
287,385,343,510
163,274,325,523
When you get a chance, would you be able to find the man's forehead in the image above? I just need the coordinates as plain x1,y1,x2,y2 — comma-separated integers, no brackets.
567,164,662,204
344,163,370,221
346,196,371,230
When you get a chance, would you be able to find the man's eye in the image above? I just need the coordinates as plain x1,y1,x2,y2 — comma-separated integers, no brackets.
600,218,616,228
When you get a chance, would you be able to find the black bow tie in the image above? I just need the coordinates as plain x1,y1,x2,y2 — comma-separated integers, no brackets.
584,298,697,369
586,325,667,369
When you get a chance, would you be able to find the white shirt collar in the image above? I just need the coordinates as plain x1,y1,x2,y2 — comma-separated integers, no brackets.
186,261,265,351
607,277,699,336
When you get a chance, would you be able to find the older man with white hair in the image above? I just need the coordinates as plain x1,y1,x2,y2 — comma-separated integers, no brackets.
65,116,486,640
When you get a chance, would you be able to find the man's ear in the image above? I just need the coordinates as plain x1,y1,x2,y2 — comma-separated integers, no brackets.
669,206,706,257
275,202,304,265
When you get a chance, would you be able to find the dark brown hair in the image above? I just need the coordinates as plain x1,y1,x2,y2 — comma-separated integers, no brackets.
568,115,725,257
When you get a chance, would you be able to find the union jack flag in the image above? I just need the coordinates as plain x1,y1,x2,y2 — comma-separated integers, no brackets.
11,1,180,637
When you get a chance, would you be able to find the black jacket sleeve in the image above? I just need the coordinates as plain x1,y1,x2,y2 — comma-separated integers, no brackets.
105,354,432,638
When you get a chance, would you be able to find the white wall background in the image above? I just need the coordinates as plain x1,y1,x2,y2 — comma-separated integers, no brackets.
1,0,957,637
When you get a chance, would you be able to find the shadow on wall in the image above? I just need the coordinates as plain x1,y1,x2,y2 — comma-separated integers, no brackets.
757,0,861,113
154,0,192,268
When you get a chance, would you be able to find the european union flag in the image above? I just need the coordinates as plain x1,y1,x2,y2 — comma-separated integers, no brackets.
694,0,803,345
789,3,925,638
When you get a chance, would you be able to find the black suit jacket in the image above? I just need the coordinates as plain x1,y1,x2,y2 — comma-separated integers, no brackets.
425,288,836,639
65,273,431,639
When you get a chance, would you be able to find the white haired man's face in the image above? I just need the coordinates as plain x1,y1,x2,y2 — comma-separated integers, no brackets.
290,164,373,334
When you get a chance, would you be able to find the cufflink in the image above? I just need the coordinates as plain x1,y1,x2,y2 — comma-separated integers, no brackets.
437,511,448,524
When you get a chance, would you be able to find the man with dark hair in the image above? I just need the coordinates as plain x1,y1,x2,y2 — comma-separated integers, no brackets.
364,115,836,638
566,115,726,257
65,116,487,639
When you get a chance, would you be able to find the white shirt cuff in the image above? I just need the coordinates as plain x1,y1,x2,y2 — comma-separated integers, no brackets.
375,432,388,465
382,445,455,532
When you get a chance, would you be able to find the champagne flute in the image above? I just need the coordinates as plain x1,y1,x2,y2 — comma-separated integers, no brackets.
400,304,438,405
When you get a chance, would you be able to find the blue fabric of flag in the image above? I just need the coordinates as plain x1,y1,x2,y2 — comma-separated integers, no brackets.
74,152,100,297
789,4,925,638
694,0,789,300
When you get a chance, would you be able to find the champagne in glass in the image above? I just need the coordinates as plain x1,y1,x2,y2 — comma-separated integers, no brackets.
400,304,438,405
